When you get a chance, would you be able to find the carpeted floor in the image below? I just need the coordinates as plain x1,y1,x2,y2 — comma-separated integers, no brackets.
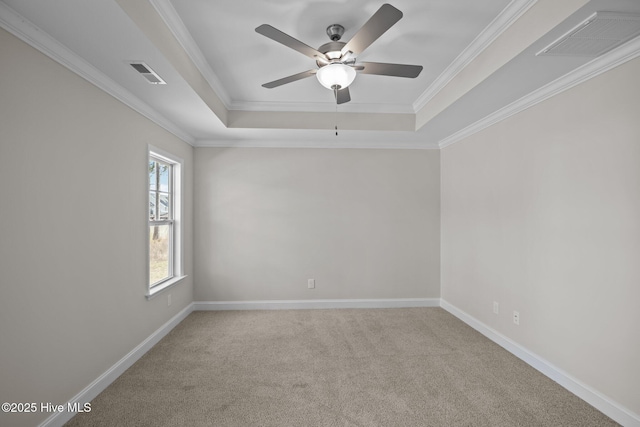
65,308,618,426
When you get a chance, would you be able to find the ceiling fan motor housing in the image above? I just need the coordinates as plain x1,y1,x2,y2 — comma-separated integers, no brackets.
317,41,346,64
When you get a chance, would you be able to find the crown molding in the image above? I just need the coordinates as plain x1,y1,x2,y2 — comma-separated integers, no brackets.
10,0,623,151
0,2,196,146
195,138,439,150
149,0,232,109
412,0,537,112
438,34,640,149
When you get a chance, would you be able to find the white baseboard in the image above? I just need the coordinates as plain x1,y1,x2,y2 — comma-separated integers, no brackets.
440,299,640,427
193,298,440,311
39,303,194,427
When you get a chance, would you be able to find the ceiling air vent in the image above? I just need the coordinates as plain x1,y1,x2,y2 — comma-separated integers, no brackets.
128,61,166,84
537,12,640,57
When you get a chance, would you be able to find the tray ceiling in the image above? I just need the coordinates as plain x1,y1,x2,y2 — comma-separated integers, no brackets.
1,0,640,147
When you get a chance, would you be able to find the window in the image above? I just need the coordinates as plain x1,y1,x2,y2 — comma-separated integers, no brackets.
147,146,184,297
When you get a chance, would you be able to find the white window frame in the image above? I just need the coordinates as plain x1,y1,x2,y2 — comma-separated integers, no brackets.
146,145,186,298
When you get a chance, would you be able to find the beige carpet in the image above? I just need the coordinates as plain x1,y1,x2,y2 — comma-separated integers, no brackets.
65,308,618,426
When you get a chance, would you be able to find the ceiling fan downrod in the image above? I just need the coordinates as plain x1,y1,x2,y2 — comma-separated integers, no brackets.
334,86,339,136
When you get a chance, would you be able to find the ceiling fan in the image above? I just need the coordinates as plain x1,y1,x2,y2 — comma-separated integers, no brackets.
255,3,423,105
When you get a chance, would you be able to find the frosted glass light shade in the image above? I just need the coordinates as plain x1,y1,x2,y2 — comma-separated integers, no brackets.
316,63,356,90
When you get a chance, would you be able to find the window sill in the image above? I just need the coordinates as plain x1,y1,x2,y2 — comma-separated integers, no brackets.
146,275,187,300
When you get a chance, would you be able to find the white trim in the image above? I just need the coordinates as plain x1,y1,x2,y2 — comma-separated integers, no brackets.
148,144,184,165
413,0,537,112
146,275,188,299
439,34,640,149
0,2,196,146
194,139,440,150
38,303,194,427
147,145,185,297
193,298,440,311
440,300,640,427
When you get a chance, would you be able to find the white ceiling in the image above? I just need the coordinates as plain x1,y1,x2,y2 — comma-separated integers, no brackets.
1,0,640,148
170,0,510,109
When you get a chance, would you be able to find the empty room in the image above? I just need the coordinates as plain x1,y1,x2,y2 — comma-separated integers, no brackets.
1,0,639,426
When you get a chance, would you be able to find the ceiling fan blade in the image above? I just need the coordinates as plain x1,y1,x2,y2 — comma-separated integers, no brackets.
357,62,423,78
335,87,351,104
262,70,317,89
256,24,328,61
340,4,403,56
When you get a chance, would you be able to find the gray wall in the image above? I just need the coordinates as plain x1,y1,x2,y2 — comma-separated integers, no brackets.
441,57,640,414
194,147,440,301
0,29,193,427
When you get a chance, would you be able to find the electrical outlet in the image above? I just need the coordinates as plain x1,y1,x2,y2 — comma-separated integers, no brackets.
493,301,499,315
307,279,315,289
513,310,520,325
168,294,172,307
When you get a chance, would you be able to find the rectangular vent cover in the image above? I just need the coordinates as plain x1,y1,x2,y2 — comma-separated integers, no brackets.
128,61,166,84
538,12,640,57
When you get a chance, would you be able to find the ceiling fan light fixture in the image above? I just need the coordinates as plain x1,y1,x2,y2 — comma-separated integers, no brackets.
256,4,422,103
316,63,356,90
